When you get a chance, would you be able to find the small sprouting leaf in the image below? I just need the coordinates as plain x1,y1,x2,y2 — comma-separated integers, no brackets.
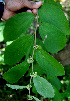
39,23,66,53
33,75,54,98
3,12,34,41
3,61,30,83
36,48,65,76
6,84,26,90
4,34,34,65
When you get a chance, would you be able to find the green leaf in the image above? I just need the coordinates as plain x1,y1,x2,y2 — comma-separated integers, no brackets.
3,61,30,83
25,45,34,61
3,12,34,41
52,87,61,101
36,38,47,51
33,75,54,98
6,84,26,90
44,0,62,10
47,76,61,90
27,63,44,77
32,84,38,95
64,65,70,76
39,23,66,53
4,34,34,65
36,48,65,76
66,83,70,97
39,3,70,35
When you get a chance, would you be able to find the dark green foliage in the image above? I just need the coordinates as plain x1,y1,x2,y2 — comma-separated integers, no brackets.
65,83,70,97
27,63,44,77
2,0,70,100
36,48,65,76
39,23,66,53
4,34,34,65
47,76,61,90
3,12,34,41
52,87,61,101
3,61,30,83
39,3,70,35
44,0,62,9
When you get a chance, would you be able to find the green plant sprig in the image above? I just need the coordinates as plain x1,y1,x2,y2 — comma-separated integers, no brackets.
28,9,39,99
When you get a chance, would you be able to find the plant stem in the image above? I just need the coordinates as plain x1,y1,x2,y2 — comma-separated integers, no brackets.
28,8,39,99
29,78,31,95
32,9,39,73
32,49,35,72
34,9,38,46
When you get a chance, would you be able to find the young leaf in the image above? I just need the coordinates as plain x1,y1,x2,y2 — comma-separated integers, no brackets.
2,61,30,83
39,23,66,53
3,12,34,41
36,48,65,76
4,34,34,65
39,3,70,35
33,75,54,98
6,84,26,90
